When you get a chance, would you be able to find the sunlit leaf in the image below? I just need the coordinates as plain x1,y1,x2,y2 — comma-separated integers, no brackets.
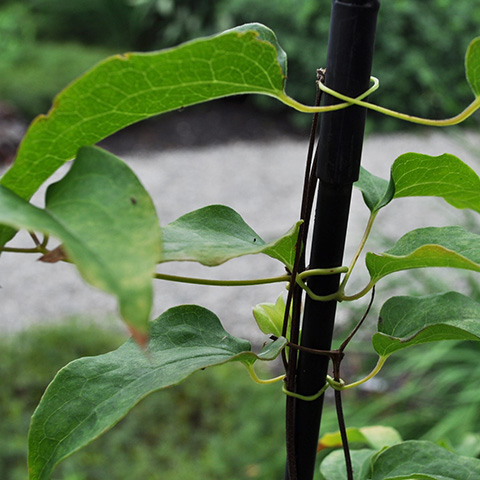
253,294,289,337
366,226,480,283
0,23,287,248
318,426,402,451
161,205,300,269
0,146,161,340
28,305,285,480
373,292,480,356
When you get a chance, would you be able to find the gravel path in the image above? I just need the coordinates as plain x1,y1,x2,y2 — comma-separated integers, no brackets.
1,130,479,343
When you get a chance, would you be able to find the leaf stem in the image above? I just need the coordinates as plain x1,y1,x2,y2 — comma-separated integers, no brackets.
278,75,380,114
335,355,388,390
246,363,285,385
154,272,290,287
339,211,377,295
317,80,480,126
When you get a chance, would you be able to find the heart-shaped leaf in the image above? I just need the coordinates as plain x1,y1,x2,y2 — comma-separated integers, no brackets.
371,440,480,480
366,226,480,284
0,146,161,341
373,292,480,356
466,37,480,97
0,23,287,247
28,305,285,480
355,153,480,214
161,205,300,269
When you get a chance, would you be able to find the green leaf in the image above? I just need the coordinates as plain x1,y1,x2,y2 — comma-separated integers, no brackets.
0,23,287,248
0,146,161,340
371,440,480,480
320,449,375,480
355,153,480,214
28,305,283,480
466,37,480,97
366,226,480,284
373,292,480,356
161,205,300,269
318,426,402,451
253,294,289,337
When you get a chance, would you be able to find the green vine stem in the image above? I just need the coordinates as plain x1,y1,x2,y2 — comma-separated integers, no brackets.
295,266,349,301
246,363,285,385
279,76,380,114
316,78,480,126
282,381,330,401
154,272,290,287
333,355,388,390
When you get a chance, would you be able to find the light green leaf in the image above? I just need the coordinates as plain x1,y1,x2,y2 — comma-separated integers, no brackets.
355,153,480,214
161,205,300,269
0,146,161,340
366,226,480,284
373,292,480,356
253,294,289,337
466,37,480,97
28,305,284,480
0,23,287,248
371,440,480,480
320,449,375,480
318,426,402,451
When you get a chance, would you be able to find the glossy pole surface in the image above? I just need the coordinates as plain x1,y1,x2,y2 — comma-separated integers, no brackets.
285,1,379,479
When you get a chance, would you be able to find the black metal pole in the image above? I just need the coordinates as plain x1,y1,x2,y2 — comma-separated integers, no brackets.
285,1,379,479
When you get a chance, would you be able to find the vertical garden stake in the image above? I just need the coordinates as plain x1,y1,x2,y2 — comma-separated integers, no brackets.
286,1,380,479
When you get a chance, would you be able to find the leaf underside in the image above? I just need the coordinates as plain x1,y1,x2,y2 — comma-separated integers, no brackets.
0,146,161,337
28,305,285,480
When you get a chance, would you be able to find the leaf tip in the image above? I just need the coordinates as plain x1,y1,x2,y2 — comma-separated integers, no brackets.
127,325,150,349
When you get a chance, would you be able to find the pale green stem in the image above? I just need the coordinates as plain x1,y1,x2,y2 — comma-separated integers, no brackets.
317,80,480,126
282,382,330,401
295,266,349,302
339,280,376,302
246,363,285,385
338,211,378,296
334,355,388,390
278,76,380,114
154,272,290,287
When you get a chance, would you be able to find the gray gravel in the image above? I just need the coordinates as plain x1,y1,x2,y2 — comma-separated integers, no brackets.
1,130,479,343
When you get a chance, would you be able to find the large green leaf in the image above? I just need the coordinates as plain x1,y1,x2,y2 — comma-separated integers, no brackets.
366,226,480,284
318,426,402,451
28,305,285,480
161,205,300,269
371,440,480,479
0,146,161,340
466,37,480,97
0,23,286,244
320,449,375,480
355,153,480,214
373,292,480,356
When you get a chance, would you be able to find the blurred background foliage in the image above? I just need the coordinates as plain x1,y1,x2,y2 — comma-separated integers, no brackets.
0,0,479,130
1,317,480,479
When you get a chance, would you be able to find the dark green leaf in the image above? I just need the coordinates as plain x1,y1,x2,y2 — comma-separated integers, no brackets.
371,440,480,480
28,305,284,480
373,292,480,356
355,153,480,214
366,226,480,283
0,146,161,339
466,37,480,97
161,205,300,269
